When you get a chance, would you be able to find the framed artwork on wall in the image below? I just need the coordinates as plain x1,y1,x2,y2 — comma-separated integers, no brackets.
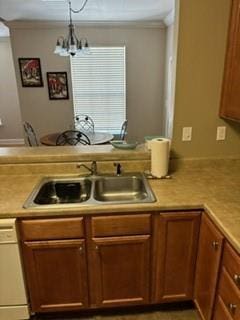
18,58,43,87
47,72,69,100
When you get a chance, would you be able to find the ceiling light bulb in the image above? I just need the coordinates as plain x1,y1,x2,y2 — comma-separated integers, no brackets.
59,48,69,56
69,44,77,53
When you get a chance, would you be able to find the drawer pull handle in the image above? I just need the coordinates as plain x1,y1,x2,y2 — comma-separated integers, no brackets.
234,274,240,286
212,241,219,250
228,303,237,314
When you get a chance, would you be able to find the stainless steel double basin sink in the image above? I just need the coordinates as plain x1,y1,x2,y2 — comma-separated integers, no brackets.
23,173,156,209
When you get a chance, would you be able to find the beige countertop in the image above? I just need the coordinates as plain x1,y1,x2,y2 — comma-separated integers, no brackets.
0,157,239,253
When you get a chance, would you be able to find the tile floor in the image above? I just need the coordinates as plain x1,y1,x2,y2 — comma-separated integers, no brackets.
31,304,199,320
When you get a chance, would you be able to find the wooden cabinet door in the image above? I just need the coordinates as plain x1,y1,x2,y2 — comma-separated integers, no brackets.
220,0,240,121
89,235,150,308
152,212,201,303
194,214,224,320
23,239,88,312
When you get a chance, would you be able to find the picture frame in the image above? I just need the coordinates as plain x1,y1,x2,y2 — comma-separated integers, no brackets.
18,58,43,87
47,72,69,100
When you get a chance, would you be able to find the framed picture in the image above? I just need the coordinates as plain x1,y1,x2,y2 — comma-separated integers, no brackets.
18,58,43,87
47,72,69,100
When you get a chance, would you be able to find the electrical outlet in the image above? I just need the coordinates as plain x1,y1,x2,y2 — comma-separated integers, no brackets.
182,127,192,141
216,126,226,141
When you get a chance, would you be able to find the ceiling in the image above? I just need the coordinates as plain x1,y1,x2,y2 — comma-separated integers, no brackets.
0,0,174,22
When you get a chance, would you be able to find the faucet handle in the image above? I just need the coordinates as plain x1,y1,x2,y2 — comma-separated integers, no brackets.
114,162,122,176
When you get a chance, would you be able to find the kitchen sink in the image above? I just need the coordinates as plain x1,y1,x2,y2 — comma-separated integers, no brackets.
34,179,92,205
23,173,156,209
94,176,149,202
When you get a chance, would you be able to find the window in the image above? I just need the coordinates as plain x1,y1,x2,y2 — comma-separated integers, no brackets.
71,47,126,134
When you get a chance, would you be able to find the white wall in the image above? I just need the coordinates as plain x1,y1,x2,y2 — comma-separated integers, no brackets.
0,37,23,144
9,23,166,142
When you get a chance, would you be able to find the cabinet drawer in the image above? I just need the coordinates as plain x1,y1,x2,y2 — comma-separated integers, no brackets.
218,267,240,319
20,217,84,240
214,295,233,320
223,243,240,290
91,214,151,237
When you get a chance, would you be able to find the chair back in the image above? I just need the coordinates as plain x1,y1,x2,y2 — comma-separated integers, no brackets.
120,120,128,140
75,114,95,133
23,122,39,146
56,130,91,146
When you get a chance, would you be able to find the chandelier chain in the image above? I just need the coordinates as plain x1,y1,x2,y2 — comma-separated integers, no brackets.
69,0,89,14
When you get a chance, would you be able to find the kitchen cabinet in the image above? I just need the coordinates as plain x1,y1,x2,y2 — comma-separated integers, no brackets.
89,235,150,307
23,239,88,312
220,0,240,121
194,214,224,320
87,214,151,307
20,218,88,313
152,212,201,303
213,242,240,320
19,210,239,317
20,214,152,312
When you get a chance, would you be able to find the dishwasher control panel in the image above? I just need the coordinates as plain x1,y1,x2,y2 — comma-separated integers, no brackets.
0,228,17,243
0,219,17,243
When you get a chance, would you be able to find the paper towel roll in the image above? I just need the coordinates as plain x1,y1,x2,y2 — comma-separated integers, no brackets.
151,138,170,178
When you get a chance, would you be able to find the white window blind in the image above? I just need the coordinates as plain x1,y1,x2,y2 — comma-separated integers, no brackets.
71,47,126,134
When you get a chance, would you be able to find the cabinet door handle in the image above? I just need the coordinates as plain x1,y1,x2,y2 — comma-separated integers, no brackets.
95,245,99,250
228,303,237,314
234,274,240,286
79,246,83,253
212,241,219,250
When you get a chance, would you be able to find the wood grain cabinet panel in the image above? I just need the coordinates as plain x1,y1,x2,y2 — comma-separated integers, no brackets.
20,217,84,240
89,235,150,308
220,0,240,121
213,242,240,320
91,214,151,237
213,295,233,320
194,214,224,320
152,212,201,303
22,239,88,313
223,243,240,289
217,268,240,319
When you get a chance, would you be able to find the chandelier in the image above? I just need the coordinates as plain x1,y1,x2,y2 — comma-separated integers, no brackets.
54,0,90,57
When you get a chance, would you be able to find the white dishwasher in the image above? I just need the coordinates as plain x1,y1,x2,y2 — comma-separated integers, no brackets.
0,219,29,320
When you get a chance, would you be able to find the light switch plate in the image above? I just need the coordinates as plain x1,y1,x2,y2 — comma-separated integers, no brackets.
182,127,192,141
216,126,226,141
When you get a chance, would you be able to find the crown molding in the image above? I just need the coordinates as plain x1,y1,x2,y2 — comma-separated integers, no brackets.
163,10,175,27
5,20,166,29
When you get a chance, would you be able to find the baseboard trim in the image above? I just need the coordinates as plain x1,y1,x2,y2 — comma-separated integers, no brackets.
0,138,25,146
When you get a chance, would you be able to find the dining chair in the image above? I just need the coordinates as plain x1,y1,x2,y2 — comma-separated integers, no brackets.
119,120,128,140
56,130,91,146
23,122,39,146
75,114,95,133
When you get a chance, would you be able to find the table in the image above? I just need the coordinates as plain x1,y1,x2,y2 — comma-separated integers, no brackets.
40,132,114,146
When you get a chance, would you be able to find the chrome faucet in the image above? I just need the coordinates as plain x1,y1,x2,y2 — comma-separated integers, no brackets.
77,161,98,175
